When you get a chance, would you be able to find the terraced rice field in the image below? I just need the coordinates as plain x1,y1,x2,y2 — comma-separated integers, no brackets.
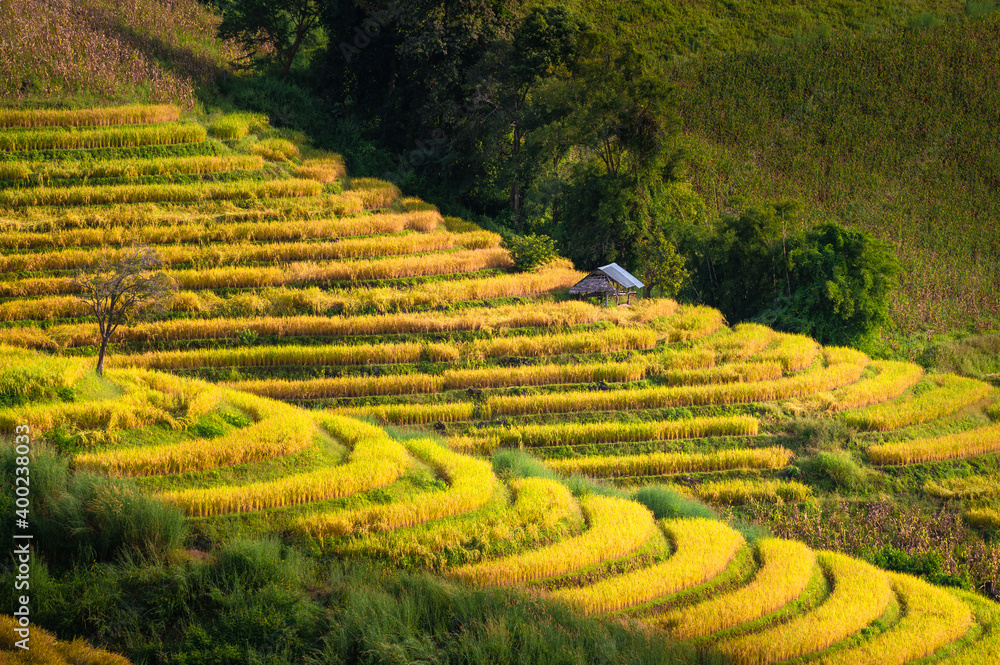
3,104,1000,661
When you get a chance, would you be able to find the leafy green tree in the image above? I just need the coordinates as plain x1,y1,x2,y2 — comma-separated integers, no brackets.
764,223,901,345
502,233,558,272
687,206,900,346
687,203,788,322
536,36,678,271
219,0,324,78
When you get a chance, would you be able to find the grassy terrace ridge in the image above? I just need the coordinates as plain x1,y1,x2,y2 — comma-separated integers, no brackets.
1,101,999,663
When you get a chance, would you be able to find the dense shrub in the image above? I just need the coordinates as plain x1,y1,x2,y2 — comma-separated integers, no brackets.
501,232,559,272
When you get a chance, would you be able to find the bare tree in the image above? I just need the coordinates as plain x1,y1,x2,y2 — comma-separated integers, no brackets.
73,247,176,376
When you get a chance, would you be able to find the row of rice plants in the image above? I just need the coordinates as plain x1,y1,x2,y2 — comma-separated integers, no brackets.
0,389,173,435
0,178,321,207
0,294,85,322
74,392,314,477
208,112,269,139
0,188,400,232
812,572,972,665
659,538,817,639
924,475,1000,499
0,614,131,664
335,477,578,570
552,518,746,614
658,360,784,386
0,123,206,151
337,402,476,426
117,341,436,371
0,154,264,181
0,104,180,128
709,323,774,362
867,423,1000,465
717,551,894,665
274,259,584,316
293,155,347,183
546,447,794,479
0,229,499,272
295,438,498,538
843,374,992,431
660,305,725,342
451,416,761,454
36,299,607,349
965,509,1000,530
463,327,658,361
450,494,657,585
230,360,646,402
809,361,925,411
2,246,508,297
345,178,401,209
0,345,89,403
2,259,583,320
486,348,868,416
117,322,667,371
441,359,648,390
694,479,812,505
660,346,718,371
122,370,225,422
0,210,442,250
755,333,821,371
159,415,411,516
225,373,443,400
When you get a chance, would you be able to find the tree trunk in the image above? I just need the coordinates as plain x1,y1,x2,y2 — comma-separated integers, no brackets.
96,335,110,377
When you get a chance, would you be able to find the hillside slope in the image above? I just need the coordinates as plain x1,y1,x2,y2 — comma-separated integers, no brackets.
1,103,1000,662
0,0,238,108
664,16,1000,333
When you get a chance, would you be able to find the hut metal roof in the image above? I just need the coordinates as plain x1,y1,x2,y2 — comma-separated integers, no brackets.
597,263,644,289
567,263,644,295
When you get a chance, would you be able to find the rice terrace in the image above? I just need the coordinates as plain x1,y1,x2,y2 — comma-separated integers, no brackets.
1,0,999,663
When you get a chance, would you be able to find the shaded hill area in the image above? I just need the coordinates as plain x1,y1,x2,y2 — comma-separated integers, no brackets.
666,16,1000,333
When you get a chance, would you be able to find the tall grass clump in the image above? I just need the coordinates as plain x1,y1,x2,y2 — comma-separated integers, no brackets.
634,484,718,521
0,443,185,565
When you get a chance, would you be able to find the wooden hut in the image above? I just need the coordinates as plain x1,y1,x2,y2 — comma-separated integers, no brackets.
568,263,644,306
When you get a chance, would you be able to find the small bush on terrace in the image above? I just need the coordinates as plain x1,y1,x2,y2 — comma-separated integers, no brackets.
802,450,873,492
635,484,718,520
502,232,559,272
